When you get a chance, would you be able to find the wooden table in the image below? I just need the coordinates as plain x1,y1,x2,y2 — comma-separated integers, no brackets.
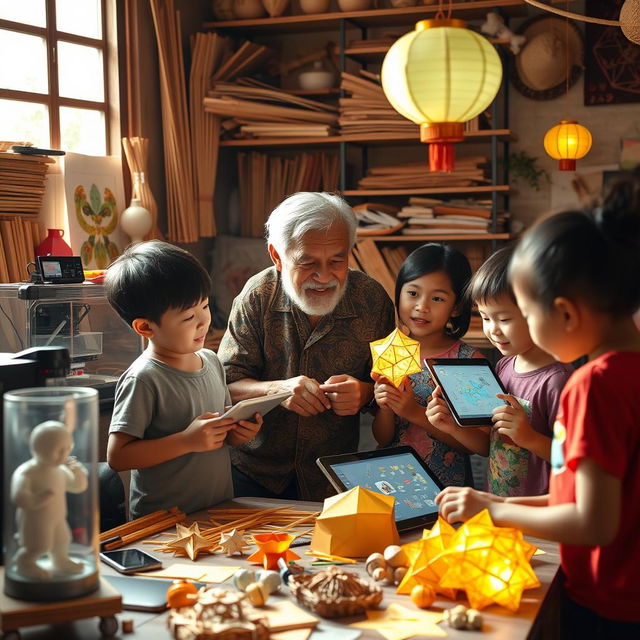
1,497,561,639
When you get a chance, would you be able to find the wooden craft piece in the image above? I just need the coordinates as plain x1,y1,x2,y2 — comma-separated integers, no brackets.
247,533,301,570
370,328,422,388
311,486,399,558
289,566,382,619
164,523,217,561
219,528,247,556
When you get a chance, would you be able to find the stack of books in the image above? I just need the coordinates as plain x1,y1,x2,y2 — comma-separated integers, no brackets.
339,71,418,137
398,197,508,235
358,158,488,190
205,78,339,139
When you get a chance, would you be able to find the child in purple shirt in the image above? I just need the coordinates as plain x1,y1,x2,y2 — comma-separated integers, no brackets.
426,247,573,496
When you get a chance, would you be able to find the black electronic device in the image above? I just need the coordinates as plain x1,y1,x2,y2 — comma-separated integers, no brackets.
11,145,66,156
99,548,162,575
37,255,85,284
316,445,445,532
424,357,508,426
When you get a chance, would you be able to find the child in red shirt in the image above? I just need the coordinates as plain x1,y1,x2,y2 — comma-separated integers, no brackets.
436,172,640,638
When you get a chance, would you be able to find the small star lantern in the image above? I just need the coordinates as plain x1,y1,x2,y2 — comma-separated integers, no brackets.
370,328,422,388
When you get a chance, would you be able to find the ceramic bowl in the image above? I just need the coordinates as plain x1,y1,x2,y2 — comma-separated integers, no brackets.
298,69,335,90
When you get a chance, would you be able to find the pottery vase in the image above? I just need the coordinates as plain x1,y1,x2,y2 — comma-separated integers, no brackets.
337,0,370,11
36,228,73,257
389,0,418,7
262,0,290,17
299,0,331,13
234,0,266,18
212,0,236,19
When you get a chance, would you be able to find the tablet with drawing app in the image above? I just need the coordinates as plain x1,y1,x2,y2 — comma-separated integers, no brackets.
316,446,445,532
424,357,507,426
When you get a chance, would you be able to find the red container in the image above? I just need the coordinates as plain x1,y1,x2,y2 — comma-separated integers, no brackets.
36,228,73,257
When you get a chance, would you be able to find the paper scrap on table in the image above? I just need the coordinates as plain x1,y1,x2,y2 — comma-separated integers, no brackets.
136,563,241,583
534,548,546,556
351,603,445,640
272,628,314,640
310,621,362,640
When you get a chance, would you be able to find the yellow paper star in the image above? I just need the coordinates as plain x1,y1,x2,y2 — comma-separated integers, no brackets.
164,522,217,561
370,328,422,388
397,518,457,600
351,603,445,640
435,510,540,612
247,532,300,570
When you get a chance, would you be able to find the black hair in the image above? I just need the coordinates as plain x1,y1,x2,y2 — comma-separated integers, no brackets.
395,243,472,338
104,240,212,327
466,245,516,306
510,170,640,316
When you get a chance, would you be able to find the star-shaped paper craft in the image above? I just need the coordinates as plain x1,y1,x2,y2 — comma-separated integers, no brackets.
351,603,445,640
435,510,540,612
370,328,422,388
247,532,300,570
163,522,217,561
397,518,457,600
218,528,247,556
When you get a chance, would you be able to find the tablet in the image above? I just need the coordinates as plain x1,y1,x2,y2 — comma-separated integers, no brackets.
424,357,507,426
102,575,201,611
316,446,445,532
221,391,291,421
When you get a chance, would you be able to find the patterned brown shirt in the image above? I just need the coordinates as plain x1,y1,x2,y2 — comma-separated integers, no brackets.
218,267,395,501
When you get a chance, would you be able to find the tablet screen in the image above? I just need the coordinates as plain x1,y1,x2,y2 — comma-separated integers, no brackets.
429,361,505,419
325,450,442,527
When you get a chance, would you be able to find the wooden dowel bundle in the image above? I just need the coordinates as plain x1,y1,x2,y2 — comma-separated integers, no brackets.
100,507,186,550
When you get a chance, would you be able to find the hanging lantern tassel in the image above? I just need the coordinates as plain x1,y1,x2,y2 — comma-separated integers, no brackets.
381,19,503,173
544,120,592,171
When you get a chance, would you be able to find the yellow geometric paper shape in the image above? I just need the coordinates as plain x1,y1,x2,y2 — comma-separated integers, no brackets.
247,532,301,570
370,328,422,388
396,518,457,599
434,509,541,612
310,486,399,558
163,522,217,561
351,603,446,640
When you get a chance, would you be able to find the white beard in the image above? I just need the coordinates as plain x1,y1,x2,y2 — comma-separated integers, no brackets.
281,269,347,317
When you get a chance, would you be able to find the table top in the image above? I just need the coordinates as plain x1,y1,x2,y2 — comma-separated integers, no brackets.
2,497,561,640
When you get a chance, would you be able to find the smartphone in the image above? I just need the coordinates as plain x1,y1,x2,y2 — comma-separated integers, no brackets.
99,548,162,574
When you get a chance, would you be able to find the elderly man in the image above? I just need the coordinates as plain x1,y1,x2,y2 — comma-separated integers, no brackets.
218,192,395,501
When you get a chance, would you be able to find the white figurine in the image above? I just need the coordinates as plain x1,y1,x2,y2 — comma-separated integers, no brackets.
481,11,527,55
11,421,89,580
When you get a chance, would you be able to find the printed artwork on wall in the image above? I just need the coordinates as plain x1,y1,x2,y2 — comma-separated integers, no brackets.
585,0,640,106
63,153,126,269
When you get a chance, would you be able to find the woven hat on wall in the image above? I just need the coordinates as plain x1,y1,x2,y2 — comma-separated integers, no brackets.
511,14,584,101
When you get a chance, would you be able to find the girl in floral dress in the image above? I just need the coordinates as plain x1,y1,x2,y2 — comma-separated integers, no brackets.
372,243,482,487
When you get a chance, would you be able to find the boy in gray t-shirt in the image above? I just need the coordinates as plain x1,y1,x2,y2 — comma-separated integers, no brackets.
105,241,263,519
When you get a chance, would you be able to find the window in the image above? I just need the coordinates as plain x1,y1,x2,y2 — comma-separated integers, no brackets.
0,0,110,155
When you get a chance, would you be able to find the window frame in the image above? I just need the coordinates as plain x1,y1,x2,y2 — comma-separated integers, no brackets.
0,0,111,152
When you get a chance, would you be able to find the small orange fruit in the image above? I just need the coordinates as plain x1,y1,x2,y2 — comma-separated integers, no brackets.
410,583,436,609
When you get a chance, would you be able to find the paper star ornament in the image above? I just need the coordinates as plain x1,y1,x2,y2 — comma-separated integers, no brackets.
218,528,247,556
351,603,445,640
164,522,217,561
247,532,300,570
396,518,457,599
435,510,540,612
370,328,422,388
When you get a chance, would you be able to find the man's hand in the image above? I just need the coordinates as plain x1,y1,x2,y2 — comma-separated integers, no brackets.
436,486,503,523
282,376,331,417
184,412,235,452
425,385,458,434
492,394,535,448
227,413,263,446
320,374,367,416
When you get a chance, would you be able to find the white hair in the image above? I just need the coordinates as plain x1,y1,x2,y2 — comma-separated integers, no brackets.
265,192,357,256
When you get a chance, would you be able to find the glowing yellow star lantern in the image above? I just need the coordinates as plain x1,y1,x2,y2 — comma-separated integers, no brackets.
247,532,300,570
311,486,399,558
435,510,540,612
381,18,502,172
370,328,422,389
396,518,457,599
544,120,592,171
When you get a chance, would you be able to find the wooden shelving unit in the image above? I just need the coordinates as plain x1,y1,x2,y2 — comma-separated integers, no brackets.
343,185,510,196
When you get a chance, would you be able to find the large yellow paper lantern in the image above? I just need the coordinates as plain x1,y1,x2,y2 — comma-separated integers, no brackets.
544,120,592,171
381,19,503,172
